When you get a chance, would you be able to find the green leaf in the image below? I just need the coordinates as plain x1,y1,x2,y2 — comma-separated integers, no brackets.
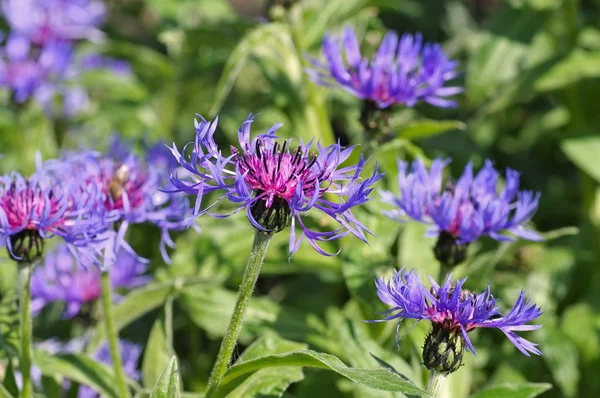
208,23,290,117
561,136,600,183
214,333,306,398
538,324,579,397
561,303,599,362
394,120,466,140
33,351,122,398
0,384,14,398
534,50,600,92
179,285,315,344
216,350,428,397
142,305,175,388
88,278,208,351
149,357,180,398
470,383,552,398
2,361,19,397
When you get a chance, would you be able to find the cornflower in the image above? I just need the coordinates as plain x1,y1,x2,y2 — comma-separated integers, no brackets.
372,268,542,374
380,158,542,266
168,114,382,256
307,26,461,109
30,243,150,318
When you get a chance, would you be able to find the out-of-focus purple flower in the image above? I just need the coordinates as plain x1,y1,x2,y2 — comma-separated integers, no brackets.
381,158,541,265
30,243,150,318
78,340,141,398
0,35,72,103
80,53,131,75
371,269,542,364
307,26,461,108
2,0,106,45
27,338,141,397
0,162,112,264
169,114,382,256
56,136,194,263
0,33,130,118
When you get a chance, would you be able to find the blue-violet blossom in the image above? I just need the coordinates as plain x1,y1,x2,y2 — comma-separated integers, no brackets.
372,268,542,357
380,158,542,263
2,0,105,45
168,114,382,256
0,163,111,263
30,243,150,318
56,136,194,263
307,26,461,108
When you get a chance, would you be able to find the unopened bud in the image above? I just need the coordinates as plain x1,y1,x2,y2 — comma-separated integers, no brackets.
423,320,465,375
250,194,290,233
434,231,468,267
10,229,44,263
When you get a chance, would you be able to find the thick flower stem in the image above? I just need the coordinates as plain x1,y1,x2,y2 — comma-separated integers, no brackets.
100,270,131,398
206,231,272,396
18,262,34,398
426,370,447,398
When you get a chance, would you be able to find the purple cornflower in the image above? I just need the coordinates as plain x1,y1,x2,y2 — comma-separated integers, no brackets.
30,243,150,318
78,340,141,398
381,158,542,265
372,269,542,373
0,163,111,263
56,136,194,263
307,26,461,109
2,0,105,45
0,34,72,104
26,338,141,397
169,114,382,256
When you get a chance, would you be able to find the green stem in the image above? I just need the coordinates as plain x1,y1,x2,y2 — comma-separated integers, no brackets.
206,231,272,396
19,263,34,398
426,370,447,398
100,270,131,398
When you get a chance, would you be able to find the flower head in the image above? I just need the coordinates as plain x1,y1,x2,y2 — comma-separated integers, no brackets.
381,158,542,265
372,269,542,364
28,338,141,398
55,136,194,263
78,340,141,398
169,114,382,256
30,243,150,318
0,35,72,103
2,0,106,45
0,164,111,263
307,26,461,109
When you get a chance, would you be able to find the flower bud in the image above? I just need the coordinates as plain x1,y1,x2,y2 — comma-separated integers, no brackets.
250,195,290,233
9,229,44,263
423,320,465,375
433,231,468,267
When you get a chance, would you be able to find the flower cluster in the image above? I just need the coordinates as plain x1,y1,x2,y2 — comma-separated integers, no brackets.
2,0,106,44
381,158,542,265
50,136,194,264
0,164,111,264
372,269,542,372
307,26,461,109
169,114,382,256
30,243,150,318
0,0,128,118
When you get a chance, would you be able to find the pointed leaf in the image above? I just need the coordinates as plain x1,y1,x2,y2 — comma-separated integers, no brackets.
149,356,180,398
216,350,428,397
470,383,552,398
33,350,123,398
561,136,600,183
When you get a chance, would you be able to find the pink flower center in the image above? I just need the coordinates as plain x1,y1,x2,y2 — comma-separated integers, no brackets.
235,139,326,208
1,182,61,231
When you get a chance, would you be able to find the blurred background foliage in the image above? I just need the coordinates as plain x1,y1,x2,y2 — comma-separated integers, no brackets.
1,0,600,397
